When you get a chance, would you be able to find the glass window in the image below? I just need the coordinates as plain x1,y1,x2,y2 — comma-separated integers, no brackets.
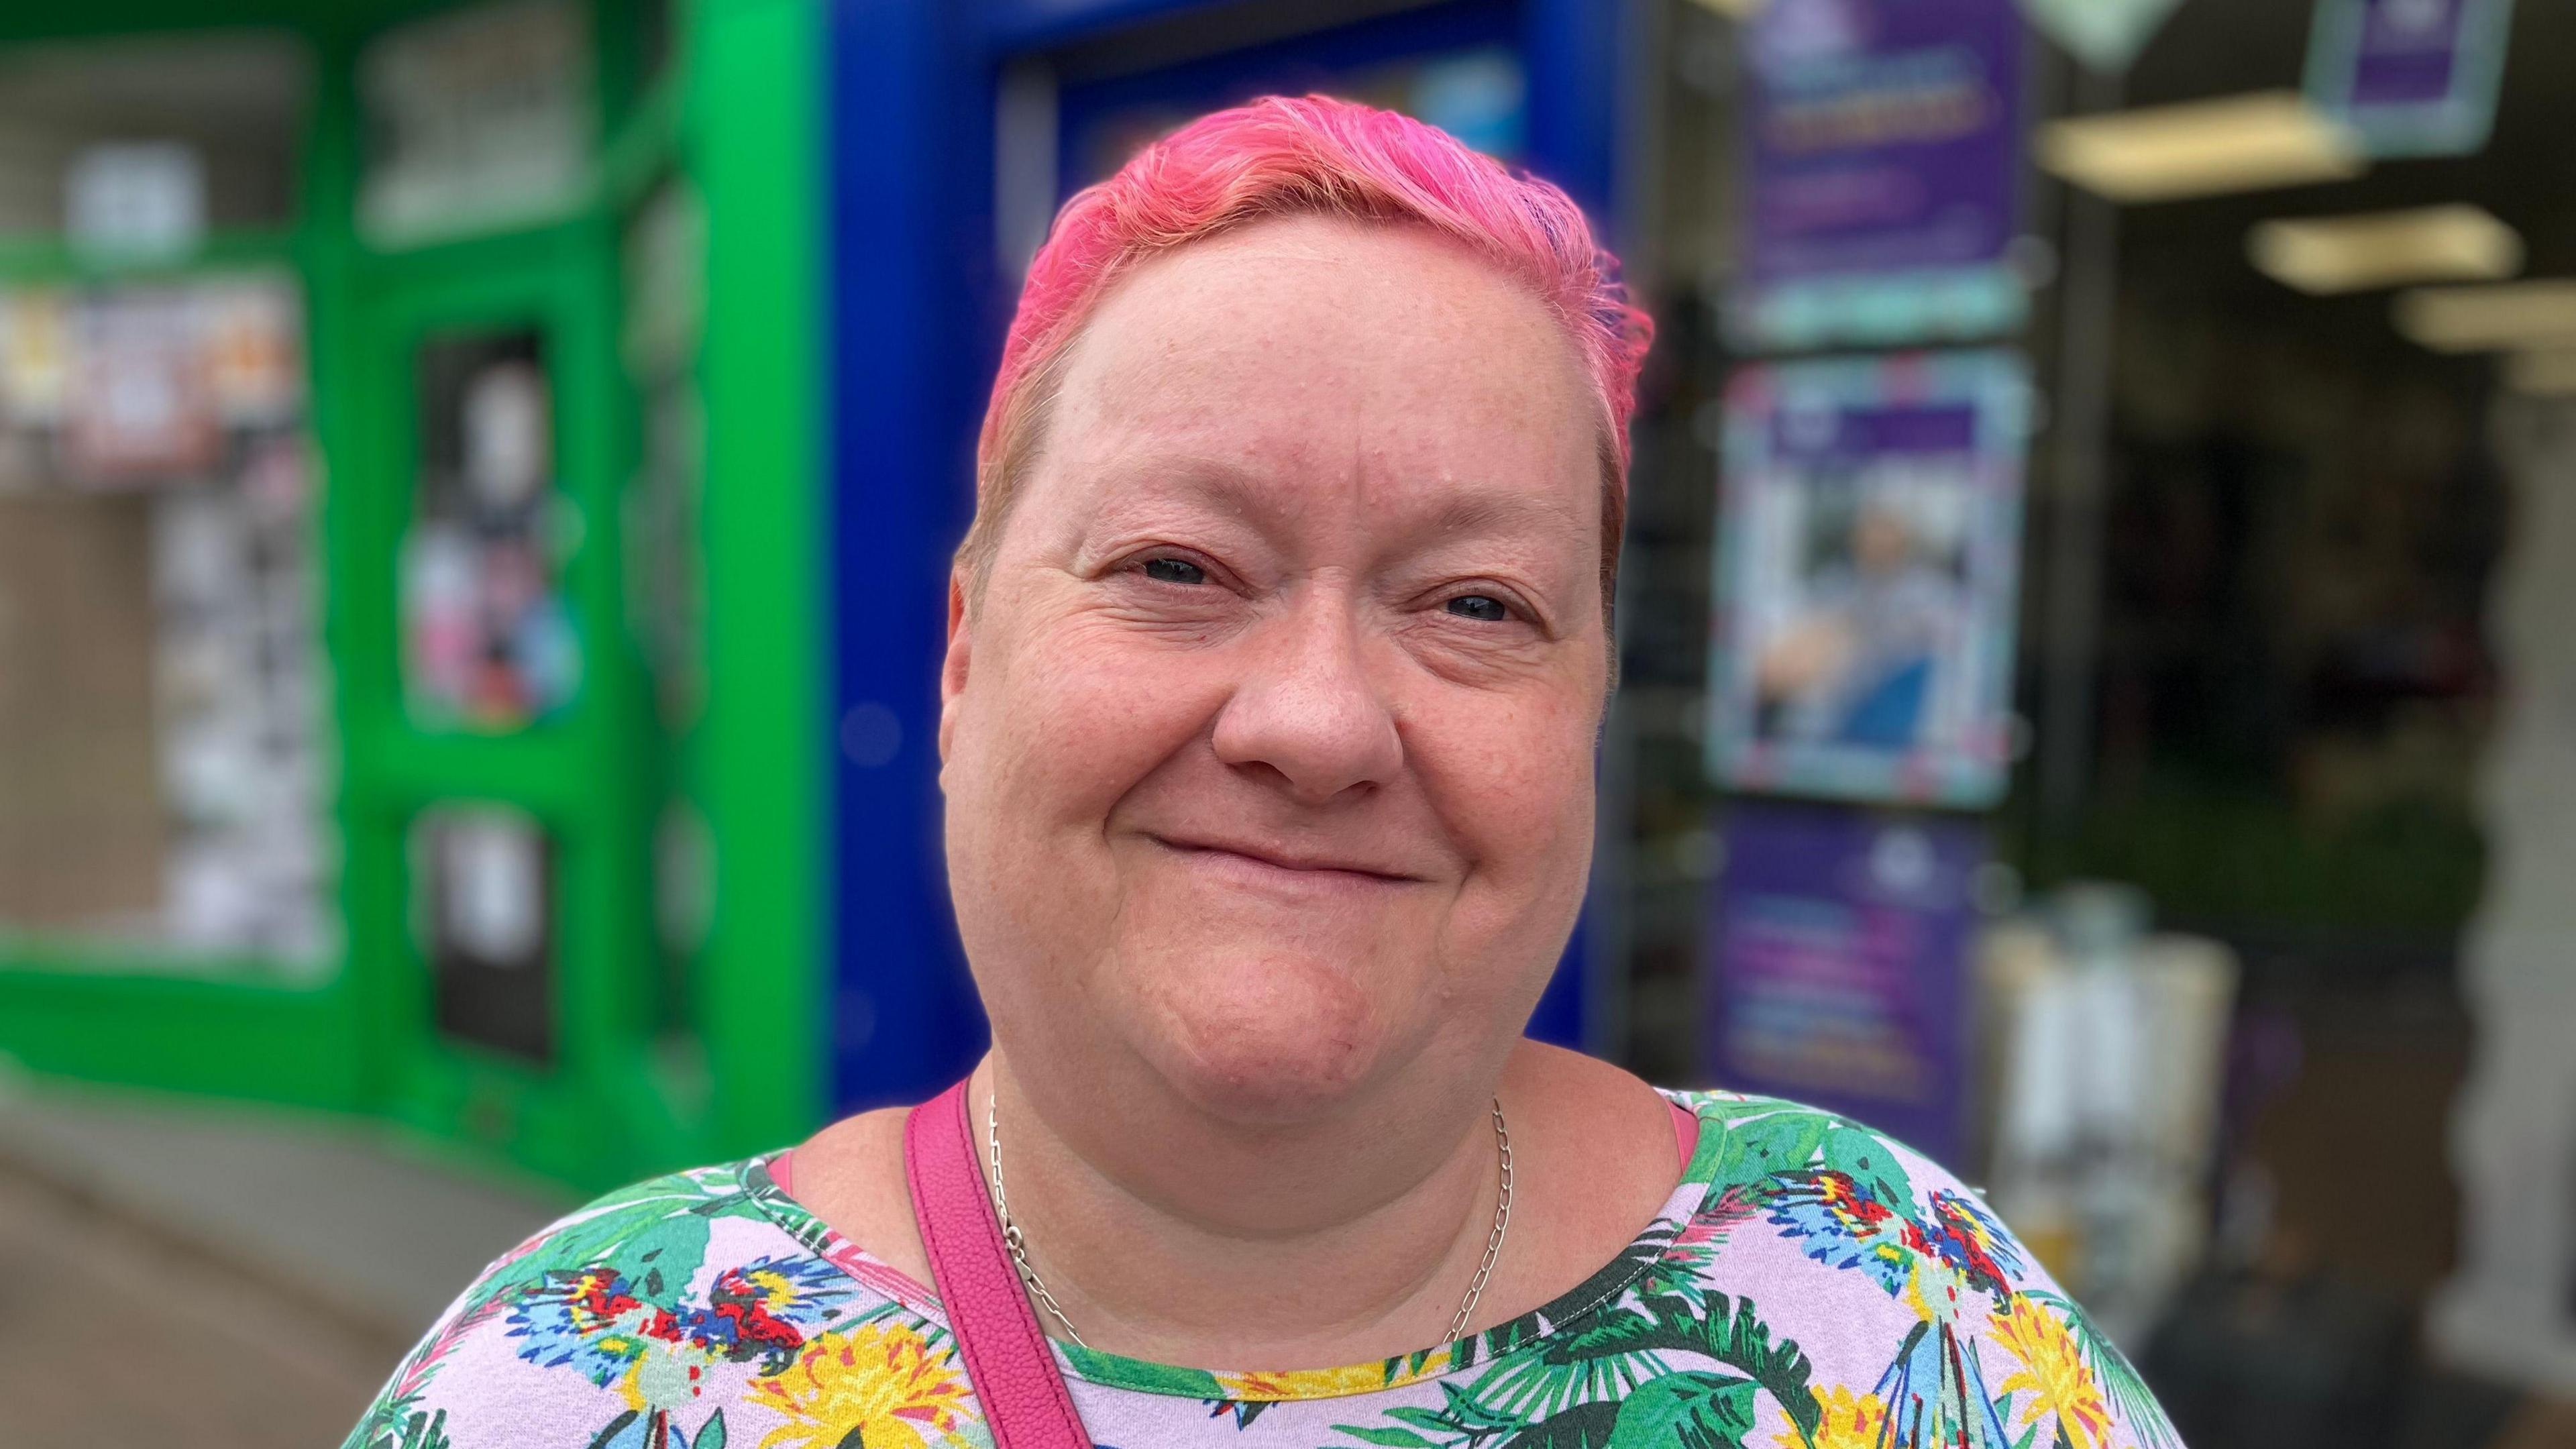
402,329,581,731
414,804,555,1065
0,274,332,969
0,33,309,239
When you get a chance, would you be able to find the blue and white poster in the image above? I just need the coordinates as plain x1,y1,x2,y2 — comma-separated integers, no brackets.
1732,0,2027,352
1706,350,2031,808
1707,800,1984,1165
2307,0,2516,158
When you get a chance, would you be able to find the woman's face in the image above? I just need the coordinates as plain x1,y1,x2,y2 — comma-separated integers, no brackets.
941,215,1607,1124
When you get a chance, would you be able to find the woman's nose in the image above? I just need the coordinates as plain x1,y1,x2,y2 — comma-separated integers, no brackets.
1208,593,1403,804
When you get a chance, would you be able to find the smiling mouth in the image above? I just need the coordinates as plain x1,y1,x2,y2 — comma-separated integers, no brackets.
1146,834,1421,885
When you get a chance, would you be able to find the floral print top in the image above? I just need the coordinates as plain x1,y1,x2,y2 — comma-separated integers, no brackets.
345,1089,2182,1449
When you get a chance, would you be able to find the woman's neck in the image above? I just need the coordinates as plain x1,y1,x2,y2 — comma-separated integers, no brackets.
781,1038,1681,1374
978,1053,1509,1366
975,1038,1678,1370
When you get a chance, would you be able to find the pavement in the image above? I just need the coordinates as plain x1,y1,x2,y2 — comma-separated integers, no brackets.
0,1076,571,1449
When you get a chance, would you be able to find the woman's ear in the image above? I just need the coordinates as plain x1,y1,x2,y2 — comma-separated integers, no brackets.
938,568,972,765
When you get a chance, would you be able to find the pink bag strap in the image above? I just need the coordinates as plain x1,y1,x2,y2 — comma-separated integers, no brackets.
904,1080,1094,1449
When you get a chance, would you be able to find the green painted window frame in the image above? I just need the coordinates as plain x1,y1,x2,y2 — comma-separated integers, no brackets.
0,0,829,1194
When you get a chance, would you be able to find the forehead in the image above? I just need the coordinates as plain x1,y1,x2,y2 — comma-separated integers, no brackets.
1031,214,1599,537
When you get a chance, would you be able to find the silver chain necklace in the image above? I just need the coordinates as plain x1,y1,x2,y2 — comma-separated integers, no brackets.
985,1093,1515,1350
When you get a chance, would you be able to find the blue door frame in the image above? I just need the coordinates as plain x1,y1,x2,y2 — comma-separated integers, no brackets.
824,0,1631,1111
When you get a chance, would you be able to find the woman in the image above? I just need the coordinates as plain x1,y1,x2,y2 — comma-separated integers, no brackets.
348,97,2179,1449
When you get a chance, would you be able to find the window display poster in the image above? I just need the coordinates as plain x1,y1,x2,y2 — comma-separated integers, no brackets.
196,282,304,427
418,805,554,1064
358,0,592,246
622,176,705,384
1706,799,1983,1165
402,331,580,732
1733,0,2026,352
2306,0,2516,157
63,291,218,484
64,142,206,262
0,280,299,445
0,290,72,426
1706,350,2031,808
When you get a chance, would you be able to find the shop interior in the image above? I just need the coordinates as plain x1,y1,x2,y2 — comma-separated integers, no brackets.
1617,1,2576,1442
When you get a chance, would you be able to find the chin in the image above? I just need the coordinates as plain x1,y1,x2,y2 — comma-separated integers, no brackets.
1122,942,1429,1124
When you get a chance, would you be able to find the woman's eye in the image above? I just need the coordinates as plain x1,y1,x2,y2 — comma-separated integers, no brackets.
1142,557,1206,585
1445,594,1511,623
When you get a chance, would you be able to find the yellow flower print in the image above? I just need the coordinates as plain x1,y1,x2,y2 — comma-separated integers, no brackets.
753,1323,975,1449
1992,1296,2114,1449
1216,1349,1452,1402
1776,1385,1889,1449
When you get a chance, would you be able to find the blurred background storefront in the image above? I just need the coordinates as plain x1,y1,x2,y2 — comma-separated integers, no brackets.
3,0,2575,1445
0,0,828,1193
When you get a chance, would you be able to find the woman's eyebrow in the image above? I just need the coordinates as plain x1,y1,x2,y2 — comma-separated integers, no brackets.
1078,446,1585,556
1077,450,1315,545
1419,487,1585,543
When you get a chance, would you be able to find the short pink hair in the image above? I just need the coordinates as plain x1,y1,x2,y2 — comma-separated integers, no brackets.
961,93,1654,603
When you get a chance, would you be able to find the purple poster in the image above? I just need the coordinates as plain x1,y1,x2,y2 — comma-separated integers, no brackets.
1733,0,2025,352
2306,0,2515,157
1707,800,1984,1165
1705,350,2031,809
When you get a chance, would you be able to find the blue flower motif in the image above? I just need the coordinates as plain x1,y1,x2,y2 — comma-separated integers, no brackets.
1762,1170,1917,1297
713,1254,853,1331
506,1269,659,1387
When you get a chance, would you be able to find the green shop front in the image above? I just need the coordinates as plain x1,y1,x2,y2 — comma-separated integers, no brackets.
0,0,829,1190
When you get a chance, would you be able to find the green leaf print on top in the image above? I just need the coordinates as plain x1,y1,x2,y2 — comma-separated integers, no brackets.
1503,1399,1621,1449
1707,1104,1916,1219
1540,1292,1816,1442
1603,1371,1758,1449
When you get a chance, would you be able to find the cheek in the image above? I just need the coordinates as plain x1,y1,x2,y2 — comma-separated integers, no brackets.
949,609,1234,1034
955,610,1227,843
1415,685,1600,902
